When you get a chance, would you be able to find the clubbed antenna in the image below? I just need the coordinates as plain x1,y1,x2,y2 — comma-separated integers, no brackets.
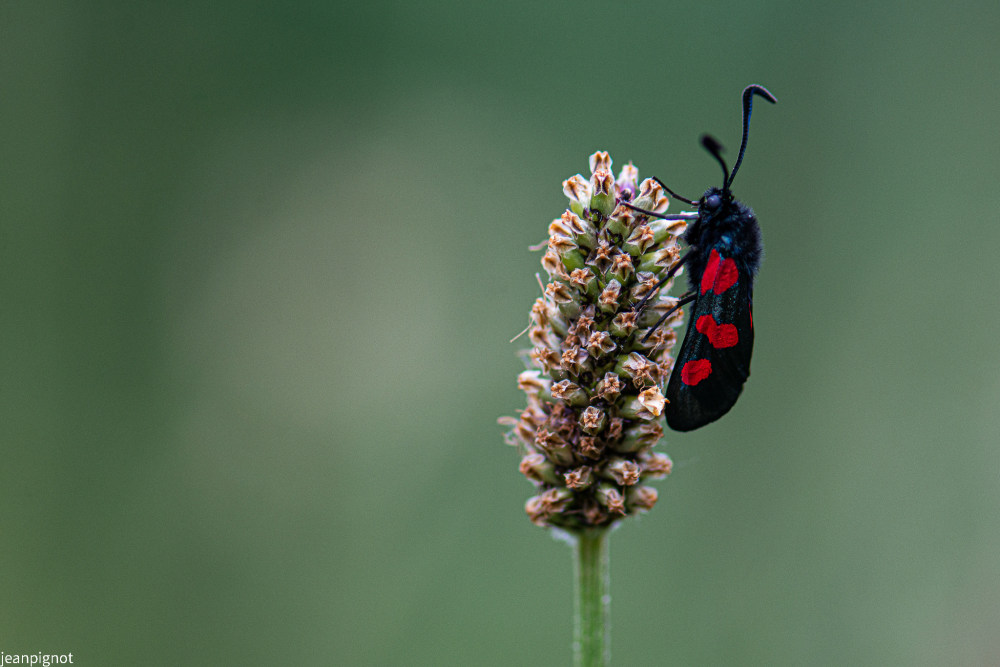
727,84,777,188
700,134,729,190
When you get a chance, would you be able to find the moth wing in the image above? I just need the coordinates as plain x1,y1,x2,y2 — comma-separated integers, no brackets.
665,265,754,431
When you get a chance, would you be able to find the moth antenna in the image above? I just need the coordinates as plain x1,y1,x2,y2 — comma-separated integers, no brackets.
727,84,777,188
700,134,729,190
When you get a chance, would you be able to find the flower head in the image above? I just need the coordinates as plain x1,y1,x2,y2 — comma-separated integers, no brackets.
500,152,684,530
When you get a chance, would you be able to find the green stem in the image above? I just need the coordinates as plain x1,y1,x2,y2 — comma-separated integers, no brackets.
573,527,610,667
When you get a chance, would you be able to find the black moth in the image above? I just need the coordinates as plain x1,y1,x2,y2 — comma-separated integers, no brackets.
625,84,776,431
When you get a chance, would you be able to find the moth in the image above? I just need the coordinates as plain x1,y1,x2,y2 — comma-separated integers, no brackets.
626,84,777,431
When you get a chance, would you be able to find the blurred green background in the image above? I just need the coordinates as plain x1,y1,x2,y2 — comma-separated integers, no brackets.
3,1,1000,664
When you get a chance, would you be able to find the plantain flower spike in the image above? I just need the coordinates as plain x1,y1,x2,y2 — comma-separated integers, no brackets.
500,151,684,530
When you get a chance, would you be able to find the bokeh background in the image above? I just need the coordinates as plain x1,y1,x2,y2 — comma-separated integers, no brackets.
4,1,1000,664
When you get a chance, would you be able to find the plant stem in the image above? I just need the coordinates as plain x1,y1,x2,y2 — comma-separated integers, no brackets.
574,527,610,667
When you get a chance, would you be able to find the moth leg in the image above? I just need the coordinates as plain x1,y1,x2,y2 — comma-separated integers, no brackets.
620,201,698,221
651,177,698,206
641,292,695,343
635,253,693,312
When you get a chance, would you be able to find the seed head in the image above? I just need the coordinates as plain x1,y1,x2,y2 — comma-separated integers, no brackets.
500,152,684,530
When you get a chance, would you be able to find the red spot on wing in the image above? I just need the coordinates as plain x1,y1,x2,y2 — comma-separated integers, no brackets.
680,359,712,386
700,249,738,294
714,258,738,293
700,250,720,294
696,315,739,348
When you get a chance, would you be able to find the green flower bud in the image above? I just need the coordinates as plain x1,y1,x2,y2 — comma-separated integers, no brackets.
589,170,615,217
517,370,552,399
605,205,636,237
595,483,626,515
629,178,661,211
637,245,681,274
603,457,641,486
607,252,634,286
626,486,658,512
578,406,607,435
562,175,590,217
585,331,617,360
597,279,622,314
520,452,561,485
610,311,639,338
618,387,666,421
616,352,661,387
623,223,655,256
630,272,659,303
618,421,664,453
586,239,616,276
639,451,673,479
541,248,570,282
630,327,677,356
560,345,590,375
548,312,570,339
616,162,639,199
638,295,687,329
534,427,577,467
560,210,598,250
530,346,562,376
577,436,604,460
595,372,623,402
589,151,612,173
526,487,574,526
569,267,600,300
564,465,595,490
638,386,666,417
559,248,588,273
550,379,589,406
648,217,686,245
